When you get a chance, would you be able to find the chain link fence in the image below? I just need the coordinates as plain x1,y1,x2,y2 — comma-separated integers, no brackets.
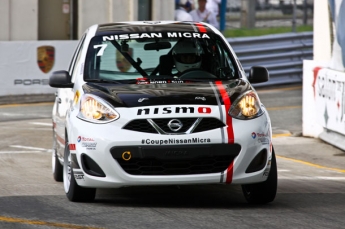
225,0,314,29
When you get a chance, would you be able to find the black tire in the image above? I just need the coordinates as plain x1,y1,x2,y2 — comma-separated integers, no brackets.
63,135,96,202
241,148,278,204
52,150,63,182
52,136,63,182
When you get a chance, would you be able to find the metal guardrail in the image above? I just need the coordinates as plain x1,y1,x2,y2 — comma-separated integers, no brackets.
227,32,313,87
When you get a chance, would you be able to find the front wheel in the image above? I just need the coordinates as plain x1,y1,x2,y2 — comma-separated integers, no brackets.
52,135,63,182
63,135,96,202
241,147,278,204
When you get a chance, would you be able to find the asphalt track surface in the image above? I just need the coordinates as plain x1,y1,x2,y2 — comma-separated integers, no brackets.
0,84,344,229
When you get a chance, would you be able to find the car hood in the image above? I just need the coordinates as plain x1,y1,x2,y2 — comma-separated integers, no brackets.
82,79,253,107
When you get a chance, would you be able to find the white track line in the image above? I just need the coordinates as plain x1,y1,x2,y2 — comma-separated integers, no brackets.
0,151,46,154
279,176,345,180
29,122,52,126
10,145,51,152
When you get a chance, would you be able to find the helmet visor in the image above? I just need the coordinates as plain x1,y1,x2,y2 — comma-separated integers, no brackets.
174,53,201,64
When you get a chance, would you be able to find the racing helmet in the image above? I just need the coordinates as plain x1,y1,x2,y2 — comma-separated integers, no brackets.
172,40,202,73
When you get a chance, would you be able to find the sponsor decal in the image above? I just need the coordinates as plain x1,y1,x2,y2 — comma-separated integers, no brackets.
251,132,256,139
258,138,270,145
74,171,84,180
170,80,184,84
136,78,185,84
77,136,95,142
69,144,76,150
138,98,149,102
256,132,268,138
77,136,96,150
195,97,206,101
141,138,211,145
150,80,168,84
136,78,150,85
14,79,49,86
137,106,211,115
81,142,97,150
102,32,210,41
37,46,55,73
252,132,270,144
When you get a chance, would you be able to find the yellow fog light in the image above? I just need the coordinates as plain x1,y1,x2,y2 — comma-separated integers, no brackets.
122,151,131,161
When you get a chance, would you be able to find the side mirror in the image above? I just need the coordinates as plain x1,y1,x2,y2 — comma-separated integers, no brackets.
49,70,74,88
248,66,269,84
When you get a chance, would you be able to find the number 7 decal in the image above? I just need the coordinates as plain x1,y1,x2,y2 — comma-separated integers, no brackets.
93,44,108,56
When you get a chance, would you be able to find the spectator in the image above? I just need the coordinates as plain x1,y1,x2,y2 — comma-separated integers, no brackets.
206,0,221,16
175,0,193,21
190,0,219,29
187,0,195,12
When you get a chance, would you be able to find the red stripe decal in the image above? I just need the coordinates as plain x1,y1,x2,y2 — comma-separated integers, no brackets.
215,81,234,144
69,144,76,150
195,23,207,33
56,133,65,145
215,81,235,183
226,161,234,183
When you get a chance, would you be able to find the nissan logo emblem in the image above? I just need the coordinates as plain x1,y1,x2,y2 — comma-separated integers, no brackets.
167,119,183,132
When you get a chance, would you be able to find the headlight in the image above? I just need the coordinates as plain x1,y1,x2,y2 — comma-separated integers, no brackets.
77,94,119,123
228,90,264,120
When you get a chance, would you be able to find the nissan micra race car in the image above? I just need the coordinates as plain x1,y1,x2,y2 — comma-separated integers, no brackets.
49,21,277,204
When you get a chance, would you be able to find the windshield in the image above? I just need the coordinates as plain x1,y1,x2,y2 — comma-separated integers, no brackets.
84,32,239,82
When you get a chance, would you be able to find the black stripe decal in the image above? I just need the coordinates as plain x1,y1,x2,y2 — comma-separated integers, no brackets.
210,82,225,144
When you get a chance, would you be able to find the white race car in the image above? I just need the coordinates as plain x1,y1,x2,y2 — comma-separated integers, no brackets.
49,21,277,204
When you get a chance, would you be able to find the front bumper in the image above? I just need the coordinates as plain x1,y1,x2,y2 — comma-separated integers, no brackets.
110,144,241,175
66,107,272,188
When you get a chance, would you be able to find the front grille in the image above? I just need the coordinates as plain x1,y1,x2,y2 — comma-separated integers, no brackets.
110,144,241,176
115,156,235,175
122,119,157,133
122,118,225,134
193,118,226,133
152,118,196,133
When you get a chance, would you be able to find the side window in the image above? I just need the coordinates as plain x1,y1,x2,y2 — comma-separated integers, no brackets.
69,34,86,82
